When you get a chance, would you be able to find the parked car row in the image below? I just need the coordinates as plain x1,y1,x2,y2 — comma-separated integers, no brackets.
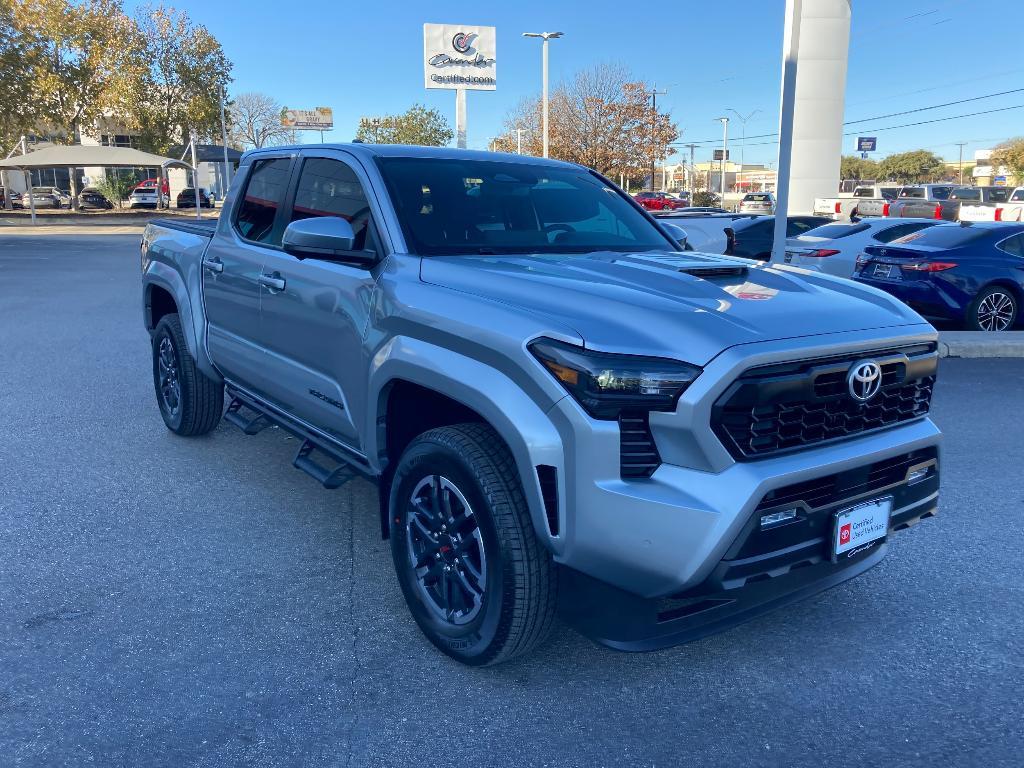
816,182,1023,224
653,207,1022,332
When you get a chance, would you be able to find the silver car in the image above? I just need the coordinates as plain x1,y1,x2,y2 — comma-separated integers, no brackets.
780,218,941,277
738,192,775,214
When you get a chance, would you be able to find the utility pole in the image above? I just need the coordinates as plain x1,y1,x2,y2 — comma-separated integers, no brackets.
954,142,967,184
649,85,668,191
219,85,231,197
684,143,698,196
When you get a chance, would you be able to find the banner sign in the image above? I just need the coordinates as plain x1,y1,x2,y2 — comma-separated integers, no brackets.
424,24,497,90
282,107,334,131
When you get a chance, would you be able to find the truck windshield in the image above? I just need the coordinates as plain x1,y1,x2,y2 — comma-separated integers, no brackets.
375,157,674,255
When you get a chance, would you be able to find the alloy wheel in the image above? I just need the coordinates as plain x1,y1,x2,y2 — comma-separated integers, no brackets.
157,336,181,416
976,291,1015,332
406,475,487,625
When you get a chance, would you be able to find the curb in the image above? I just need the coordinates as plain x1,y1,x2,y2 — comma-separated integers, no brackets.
938,331,1024,358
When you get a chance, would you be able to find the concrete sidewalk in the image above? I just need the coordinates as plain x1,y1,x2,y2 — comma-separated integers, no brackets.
938,331,1024,358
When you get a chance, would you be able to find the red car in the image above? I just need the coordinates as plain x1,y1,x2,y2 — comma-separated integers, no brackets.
134,177,170,196
633,191,686,211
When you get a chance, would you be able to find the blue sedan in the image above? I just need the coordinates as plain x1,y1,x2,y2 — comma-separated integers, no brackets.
854,222,1024,331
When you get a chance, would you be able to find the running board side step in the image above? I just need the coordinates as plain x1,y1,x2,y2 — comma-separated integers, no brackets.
224,397,271,434
293,439,357,489
222,387,376,492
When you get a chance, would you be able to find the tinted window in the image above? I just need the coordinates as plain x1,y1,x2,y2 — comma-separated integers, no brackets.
931,186,953,200
1011,189,1024,202
744,194,772,202
874,222,935,243
852,188,875,198
997,234,1024,257
881,187,900,199
376,158,673,255
635,192,655,198
899,188,925,198
950,188,979,201
235,157,292,245
891,225,991,248
989,188,1012,203
787,217,829,235
802,222,870,239
290,158,375,251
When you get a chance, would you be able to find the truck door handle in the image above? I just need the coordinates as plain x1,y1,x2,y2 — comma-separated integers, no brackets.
259,273,286,291
202,257,223,274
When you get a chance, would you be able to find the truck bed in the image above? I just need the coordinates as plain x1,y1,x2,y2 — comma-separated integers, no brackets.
150,217,218,237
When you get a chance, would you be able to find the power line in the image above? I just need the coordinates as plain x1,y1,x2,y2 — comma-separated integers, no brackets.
672,89,1024,146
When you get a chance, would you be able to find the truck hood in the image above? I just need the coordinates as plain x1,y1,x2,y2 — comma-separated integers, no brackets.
420,251,925,366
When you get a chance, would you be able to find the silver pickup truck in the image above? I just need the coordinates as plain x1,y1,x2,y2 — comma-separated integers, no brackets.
141,144,941,665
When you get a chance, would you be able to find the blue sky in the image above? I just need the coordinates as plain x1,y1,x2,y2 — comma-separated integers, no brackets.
124,0,1024,166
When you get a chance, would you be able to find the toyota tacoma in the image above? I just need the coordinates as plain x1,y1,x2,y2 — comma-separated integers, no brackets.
141,145,941,665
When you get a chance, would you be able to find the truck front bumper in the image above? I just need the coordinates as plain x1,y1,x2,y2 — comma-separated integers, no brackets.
557,448,937,650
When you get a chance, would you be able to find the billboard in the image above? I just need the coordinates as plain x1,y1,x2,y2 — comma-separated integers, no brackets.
424,24,496,90
856,136,877,152
282,107,334,130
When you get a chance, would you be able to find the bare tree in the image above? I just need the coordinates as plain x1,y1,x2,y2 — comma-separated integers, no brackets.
228,92,290,149
493,63,678,180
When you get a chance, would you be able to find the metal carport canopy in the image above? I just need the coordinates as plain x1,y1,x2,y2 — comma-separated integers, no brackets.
0,144,191,171
0,144,193,222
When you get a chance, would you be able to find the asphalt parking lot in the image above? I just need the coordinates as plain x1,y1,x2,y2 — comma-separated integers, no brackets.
1,231,1022,767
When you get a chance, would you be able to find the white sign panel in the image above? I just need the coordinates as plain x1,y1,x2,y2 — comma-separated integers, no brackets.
282,107,334,130
423,24,496,91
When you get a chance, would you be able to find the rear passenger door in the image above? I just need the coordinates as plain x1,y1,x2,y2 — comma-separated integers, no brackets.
202,154,294,393
256,151,386,448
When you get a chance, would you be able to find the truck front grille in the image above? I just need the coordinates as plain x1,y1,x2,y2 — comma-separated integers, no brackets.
712,344,937,460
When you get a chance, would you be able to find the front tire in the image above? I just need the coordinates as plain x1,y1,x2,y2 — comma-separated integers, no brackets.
152,313,224,435
389,424,557,666
966,286,1018,332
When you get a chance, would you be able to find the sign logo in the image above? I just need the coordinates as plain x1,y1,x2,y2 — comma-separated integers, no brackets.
451,32,476,53
857,136,877,152
839,523,852,546
847,360,882,402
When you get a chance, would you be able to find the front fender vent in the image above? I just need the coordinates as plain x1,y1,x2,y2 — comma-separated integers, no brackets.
619,411,661,479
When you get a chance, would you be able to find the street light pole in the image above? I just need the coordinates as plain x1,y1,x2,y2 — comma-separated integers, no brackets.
523,32,564,158
715,117,730,204
219,85,231,196
727,108,761,190
649,85,668,191
516,128,523,154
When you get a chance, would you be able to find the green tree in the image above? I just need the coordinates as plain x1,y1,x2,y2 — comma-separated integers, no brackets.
840,155,880,181
989,137,1024,185
356,104,453,146
13,0,138,143
0,0,39,151
876,150,945,183
124,4,232,153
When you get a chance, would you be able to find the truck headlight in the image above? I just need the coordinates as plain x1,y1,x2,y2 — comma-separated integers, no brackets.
529,339,702,420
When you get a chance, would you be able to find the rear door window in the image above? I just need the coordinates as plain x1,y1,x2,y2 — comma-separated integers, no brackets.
931,186,954,200
289,157,377,251
234,157,293,246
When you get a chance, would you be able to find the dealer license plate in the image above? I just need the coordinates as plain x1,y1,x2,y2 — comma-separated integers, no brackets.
873,263,893,278
833,497,892,561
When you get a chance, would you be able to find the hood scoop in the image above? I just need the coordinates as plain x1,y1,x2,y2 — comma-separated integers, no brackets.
607,252,750,278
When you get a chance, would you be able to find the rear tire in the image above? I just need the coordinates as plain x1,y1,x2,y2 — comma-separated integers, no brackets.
389,423,557,666
152,313,224,435
966,286,1018,332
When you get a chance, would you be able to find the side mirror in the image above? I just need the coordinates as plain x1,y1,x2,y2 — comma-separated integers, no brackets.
661,222,689,249
282,216,375,264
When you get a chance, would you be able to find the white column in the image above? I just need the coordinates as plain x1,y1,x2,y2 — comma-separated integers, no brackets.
772,0,802,263
787,0,851,213
455,89,467,149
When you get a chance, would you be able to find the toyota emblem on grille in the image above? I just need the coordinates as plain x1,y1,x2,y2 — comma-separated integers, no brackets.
847,360,882,402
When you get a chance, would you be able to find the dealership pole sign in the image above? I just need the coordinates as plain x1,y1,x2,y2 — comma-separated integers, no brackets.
424,24,496,149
